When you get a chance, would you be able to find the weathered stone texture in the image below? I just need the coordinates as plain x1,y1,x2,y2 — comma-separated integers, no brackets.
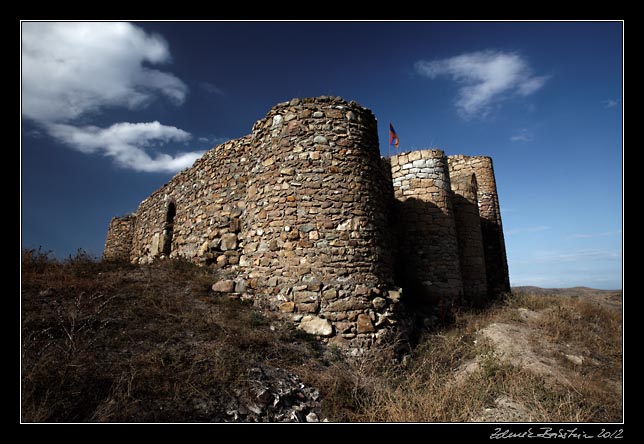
448,155,510,296
242,97,396,351
390,149,464,306
450,172,488,305
103,215,137,261
103,96,510,352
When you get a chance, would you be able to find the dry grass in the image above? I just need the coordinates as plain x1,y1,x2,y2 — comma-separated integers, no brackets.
21,249,326,422
312,292,622,422
21,250,622,422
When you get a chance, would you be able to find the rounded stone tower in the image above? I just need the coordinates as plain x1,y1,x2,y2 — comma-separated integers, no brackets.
240,97,397,349
448,155,510,297
389,149,464,307
450,172,488,305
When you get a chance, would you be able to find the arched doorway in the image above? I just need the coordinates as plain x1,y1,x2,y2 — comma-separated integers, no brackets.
162,202,176,256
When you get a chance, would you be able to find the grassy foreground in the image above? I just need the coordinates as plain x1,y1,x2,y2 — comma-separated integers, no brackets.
21,250,622,422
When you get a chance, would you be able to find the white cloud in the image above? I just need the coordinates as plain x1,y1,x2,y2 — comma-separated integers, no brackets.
506,225,550,236
566,230,622,239
533,249,621,263
415,50,549,118
199,81,225,96
198,135,229,147
603,99,621,108
47,121,203,173
22,22,188,123
21,22,202,174
510,129,533,142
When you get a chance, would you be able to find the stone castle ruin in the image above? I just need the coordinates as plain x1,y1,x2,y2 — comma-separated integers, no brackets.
104,96,510,352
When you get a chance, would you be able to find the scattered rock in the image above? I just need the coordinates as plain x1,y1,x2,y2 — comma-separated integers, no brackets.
225,365,324,423
220,233,238,251
212,280,235,293
234,279,248,293
565,354,584,366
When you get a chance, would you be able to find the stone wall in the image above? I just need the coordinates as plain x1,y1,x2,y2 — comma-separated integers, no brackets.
103,215,137,261
104,96,511,352
389,149,463,307
116,97,401,353
448,155,510,296
241,97,399,352
129,136,251,267
449,172,488,305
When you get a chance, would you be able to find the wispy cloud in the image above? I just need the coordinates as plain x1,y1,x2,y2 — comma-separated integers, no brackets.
566,230,622,240
533,249,621,263
415,50,549,119
603,99,621,108
48,121,202,173
198,135,229,146
510,128,533,142
22,22,200,173
199,81,225,96
506,225,550,236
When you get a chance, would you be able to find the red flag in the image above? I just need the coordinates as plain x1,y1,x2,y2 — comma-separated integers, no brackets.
389,122,399,149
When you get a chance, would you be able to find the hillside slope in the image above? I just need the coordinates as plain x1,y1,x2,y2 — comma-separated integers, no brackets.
21,251,622,422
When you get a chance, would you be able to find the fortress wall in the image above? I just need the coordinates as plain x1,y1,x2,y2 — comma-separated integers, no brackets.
449,173,488,305
104,95,511,352
390,149,463,306
130,136,252,266
103,214,137,261
448,155,510,296
241,97,398,349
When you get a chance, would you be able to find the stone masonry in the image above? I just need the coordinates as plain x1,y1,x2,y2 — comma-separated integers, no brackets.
388,150,463,309
103,214,137,261
448,155,511,296
103,96,510,352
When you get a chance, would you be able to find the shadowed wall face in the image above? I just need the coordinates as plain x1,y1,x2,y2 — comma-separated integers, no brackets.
448,155,510,296
390,149,464,307
450,174,488,305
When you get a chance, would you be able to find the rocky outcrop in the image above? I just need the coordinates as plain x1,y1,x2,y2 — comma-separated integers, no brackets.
224,365,324,422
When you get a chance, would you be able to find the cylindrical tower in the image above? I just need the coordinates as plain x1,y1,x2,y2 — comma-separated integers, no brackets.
449,173,488,305
448,155,510,296
390,149,464,307
241,97,397,348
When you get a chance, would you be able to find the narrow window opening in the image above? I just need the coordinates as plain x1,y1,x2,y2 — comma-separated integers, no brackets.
162,202,176,255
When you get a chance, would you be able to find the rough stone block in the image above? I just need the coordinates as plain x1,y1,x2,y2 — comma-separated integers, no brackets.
212,280,235,293
298,316,333,336
220,233,238,251
357,314,375,333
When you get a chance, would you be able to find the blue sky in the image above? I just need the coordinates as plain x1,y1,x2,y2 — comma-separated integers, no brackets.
21,21,623,289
